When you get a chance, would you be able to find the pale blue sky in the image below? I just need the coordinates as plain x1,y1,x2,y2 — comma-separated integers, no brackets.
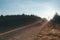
0,0,60,20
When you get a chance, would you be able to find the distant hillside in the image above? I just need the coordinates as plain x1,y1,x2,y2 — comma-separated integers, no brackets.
0,14,42,33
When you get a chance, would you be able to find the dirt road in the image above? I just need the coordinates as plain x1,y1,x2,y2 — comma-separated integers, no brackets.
0,20,47,40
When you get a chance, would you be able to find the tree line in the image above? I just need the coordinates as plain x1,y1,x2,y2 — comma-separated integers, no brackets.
0,14,41,33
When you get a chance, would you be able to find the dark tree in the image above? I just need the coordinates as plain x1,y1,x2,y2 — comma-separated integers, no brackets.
53,13,60,24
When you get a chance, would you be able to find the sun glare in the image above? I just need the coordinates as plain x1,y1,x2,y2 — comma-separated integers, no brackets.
43,6,56,20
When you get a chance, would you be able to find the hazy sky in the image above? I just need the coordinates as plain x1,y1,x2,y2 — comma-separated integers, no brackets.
0,0,60,20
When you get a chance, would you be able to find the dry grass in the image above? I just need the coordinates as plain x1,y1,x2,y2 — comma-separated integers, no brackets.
35,20,60,40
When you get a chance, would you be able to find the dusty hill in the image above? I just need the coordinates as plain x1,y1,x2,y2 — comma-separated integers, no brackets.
35,13,60,40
